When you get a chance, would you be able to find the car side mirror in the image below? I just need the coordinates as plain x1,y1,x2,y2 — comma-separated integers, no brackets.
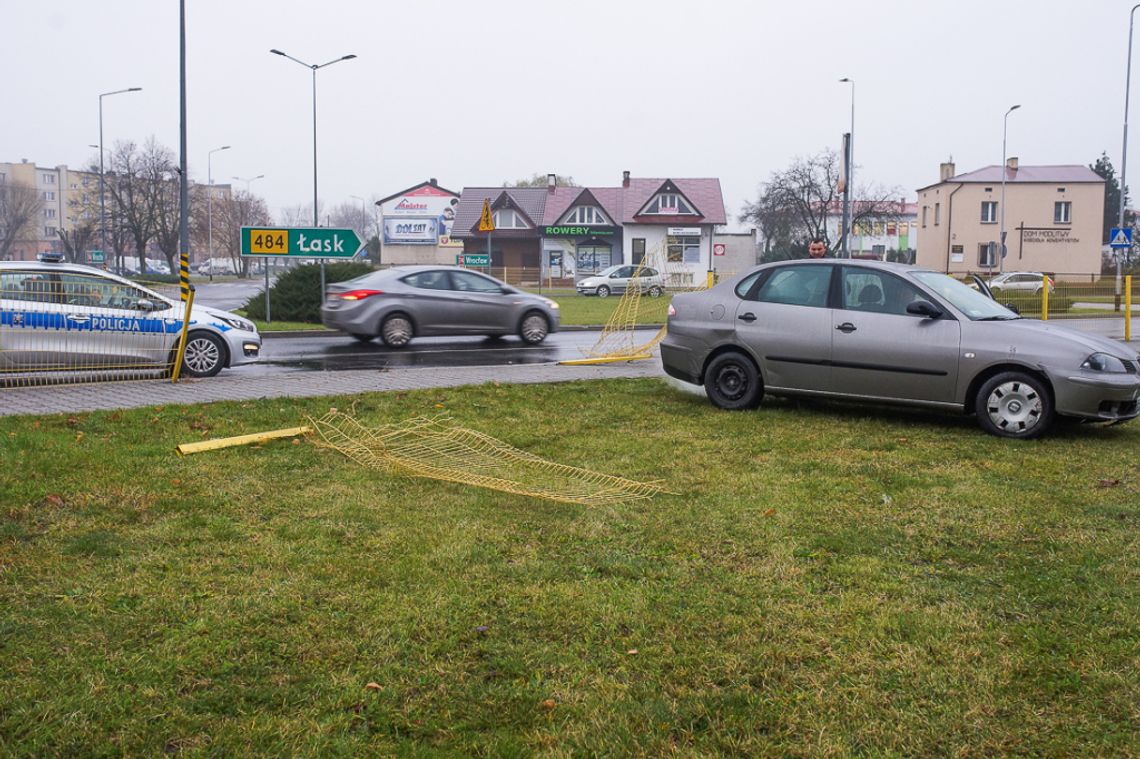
137,298,158,312
1003,302,1021,315
906,300,943,318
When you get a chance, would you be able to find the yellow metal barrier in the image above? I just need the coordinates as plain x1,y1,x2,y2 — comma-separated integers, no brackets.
1127,275,1133,342
1041,274,1050,321
170,285,195,383
176,425,312,456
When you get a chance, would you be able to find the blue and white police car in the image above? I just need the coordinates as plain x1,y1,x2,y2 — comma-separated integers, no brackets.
0,256,261,377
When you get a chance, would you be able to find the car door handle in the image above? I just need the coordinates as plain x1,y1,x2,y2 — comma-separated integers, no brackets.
835,322,857,333
738,312,756,322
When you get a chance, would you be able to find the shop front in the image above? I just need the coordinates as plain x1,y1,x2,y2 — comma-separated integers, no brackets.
540,224,622,282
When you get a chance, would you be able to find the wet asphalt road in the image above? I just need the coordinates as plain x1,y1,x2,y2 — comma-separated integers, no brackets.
244,330,620,375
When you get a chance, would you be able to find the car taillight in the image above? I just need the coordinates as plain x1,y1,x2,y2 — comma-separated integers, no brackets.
338,289,383,301
667,304,676,317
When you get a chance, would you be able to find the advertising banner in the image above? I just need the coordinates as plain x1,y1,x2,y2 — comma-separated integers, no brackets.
383,217,438,245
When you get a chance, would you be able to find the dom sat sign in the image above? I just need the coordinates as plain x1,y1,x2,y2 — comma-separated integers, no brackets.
240,226,364,258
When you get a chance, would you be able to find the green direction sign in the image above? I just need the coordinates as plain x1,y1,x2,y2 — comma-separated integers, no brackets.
240,226,363,258
88,250,105,264
457,253,490,266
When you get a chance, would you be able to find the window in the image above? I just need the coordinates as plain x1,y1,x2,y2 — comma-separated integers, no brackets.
666,235,701,263
45,226,57,237
402,270,450,290
754,265,832,308
922,206,928,227
450,271,503,293
643,193,694,215
492,209,528,229
563,206,607,224
43,191,55,201
981,201,997,223
631,238,646,265
1054,201,1071,224
934,203,941,225
44,208,56,219
42,173,55,184
873,221,885,236
978,242,997,268
840,268,925,316
576,245,612,272
872,244,886,258
1,271,60,303
57,273,159,310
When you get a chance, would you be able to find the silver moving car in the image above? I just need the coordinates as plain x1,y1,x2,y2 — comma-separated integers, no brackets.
0,259,261,377
575,265,666,298
321,265,561,347
661,260,1139,438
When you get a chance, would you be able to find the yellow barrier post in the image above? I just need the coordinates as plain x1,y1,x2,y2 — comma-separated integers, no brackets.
707,270,716,289
1126,275,1133,342
176,426,312,456
1041,273,1049,321
171,285,195,383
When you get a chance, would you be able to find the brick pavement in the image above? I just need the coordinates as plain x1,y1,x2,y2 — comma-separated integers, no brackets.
0,361,668,417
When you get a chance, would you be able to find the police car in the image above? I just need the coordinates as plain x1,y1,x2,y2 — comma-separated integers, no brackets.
0,255,261,378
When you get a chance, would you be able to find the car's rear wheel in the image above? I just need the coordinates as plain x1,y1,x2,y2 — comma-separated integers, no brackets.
519,312,549,344
597,285,610,298
975,371,1054,439
381,314,413,348
351,333,375,343
648,285,663,298
181,331,226,378
704,352,763,410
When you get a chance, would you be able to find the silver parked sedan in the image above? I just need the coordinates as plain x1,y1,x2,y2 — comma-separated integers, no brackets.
661,260,1140,438
575,265,666,298
321,265,561,347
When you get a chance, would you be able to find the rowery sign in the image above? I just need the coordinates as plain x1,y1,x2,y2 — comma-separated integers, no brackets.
542,225,618,237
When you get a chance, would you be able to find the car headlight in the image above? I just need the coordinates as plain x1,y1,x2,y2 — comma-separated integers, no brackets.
215,314,254,332
1081,353,1129,373
543,298,559,309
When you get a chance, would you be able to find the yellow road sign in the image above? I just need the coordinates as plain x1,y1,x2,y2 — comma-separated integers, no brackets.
478,199,495,232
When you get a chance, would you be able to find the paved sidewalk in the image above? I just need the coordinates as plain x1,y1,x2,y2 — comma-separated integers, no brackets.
0,361,668,417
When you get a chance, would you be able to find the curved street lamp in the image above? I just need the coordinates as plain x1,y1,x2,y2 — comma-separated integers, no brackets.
999,104,1021,275
98,87,142,272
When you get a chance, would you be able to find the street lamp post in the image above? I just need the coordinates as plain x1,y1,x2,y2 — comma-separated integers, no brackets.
1117,4,1140,306
98,87,141,273
839,78,854,258
206,145,231,282
233,174,265,193
350,194,368,248
999,104,1021,275
269,48,357,302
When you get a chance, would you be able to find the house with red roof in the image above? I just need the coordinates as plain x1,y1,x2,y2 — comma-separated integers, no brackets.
451,172,727,284
375,179,462,265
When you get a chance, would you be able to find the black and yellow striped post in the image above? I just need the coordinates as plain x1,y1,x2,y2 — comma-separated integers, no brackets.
179,251,190,302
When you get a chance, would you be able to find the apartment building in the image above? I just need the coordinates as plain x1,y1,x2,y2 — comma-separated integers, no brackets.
915,160,1104,275
0,160,99,261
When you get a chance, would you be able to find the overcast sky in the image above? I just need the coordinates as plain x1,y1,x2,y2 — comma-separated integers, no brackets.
2,1,1133,228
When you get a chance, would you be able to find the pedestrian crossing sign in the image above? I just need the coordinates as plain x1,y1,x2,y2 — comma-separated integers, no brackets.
478,200,495,232
1109,227,1132,248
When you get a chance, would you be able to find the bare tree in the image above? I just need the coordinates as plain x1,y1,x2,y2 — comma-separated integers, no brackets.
328,200,373,243
740,149,904,260
0,181,43,260
56,223,97,263
213,190,271,277
504,173,578,188
277,202,324,228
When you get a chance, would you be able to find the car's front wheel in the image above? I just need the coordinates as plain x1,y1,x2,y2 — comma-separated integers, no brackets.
704,352,763,410
596,285,610,298
519,312,549,344
181,331,226,378
381,314,414,348
975,371,1054,439
647,285,663,298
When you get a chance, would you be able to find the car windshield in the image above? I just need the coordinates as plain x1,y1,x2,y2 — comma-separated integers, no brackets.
912,271,1019,320
594,265,621,277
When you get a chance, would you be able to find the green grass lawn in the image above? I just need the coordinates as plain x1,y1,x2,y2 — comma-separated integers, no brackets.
2,379,1138,755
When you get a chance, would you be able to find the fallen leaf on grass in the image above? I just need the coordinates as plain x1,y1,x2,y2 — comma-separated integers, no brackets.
540,699,556,710
66,417,79,427
627,649,639,655
45,494,63,507
365,682,381,691
762,508,776,517
74,432,85,443
1097,479,1122,488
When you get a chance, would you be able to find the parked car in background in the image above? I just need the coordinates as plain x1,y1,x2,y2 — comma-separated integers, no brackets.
661,260,1139,439
576,265,666,298
321,265,560,347
0,258,261,378
984,271,1055,294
